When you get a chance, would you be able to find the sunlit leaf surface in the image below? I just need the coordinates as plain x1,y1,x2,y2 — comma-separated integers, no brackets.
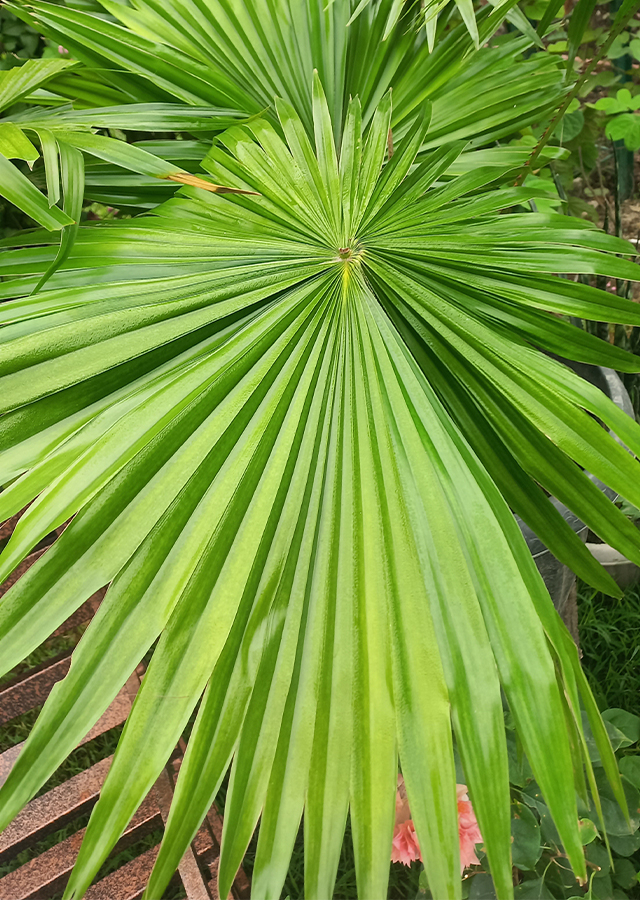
1,2,640,899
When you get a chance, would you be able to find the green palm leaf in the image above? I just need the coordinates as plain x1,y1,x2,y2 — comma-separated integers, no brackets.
0,52,246,281
346,0,539,51
1,3,639,899
1,0,565,255
0,58,77,115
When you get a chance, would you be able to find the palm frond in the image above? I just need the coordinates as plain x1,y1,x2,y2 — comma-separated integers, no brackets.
1,2,640,898
0,67,246,283
1,72,639,898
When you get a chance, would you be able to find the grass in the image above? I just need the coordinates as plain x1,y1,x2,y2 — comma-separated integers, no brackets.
0,705,41,754
577,579,640,712
0,624,86,689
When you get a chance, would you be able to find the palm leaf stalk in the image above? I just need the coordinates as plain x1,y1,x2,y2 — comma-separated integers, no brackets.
1,3,640,899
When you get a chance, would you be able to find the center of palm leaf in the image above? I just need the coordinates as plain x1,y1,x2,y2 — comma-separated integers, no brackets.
336,244,364,263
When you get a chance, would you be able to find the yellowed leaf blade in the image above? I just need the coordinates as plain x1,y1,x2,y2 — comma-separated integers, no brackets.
164,172,259,195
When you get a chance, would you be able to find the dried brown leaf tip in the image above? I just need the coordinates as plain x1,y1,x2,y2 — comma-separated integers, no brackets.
164,172,260,195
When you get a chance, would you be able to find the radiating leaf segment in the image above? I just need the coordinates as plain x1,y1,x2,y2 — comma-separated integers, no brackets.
1,55,640,900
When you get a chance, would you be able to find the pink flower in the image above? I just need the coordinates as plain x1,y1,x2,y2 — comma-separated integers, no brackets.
58,46,69,55
392,818,422,865
392,774,422,865
391,776,483,873
457,784,483,872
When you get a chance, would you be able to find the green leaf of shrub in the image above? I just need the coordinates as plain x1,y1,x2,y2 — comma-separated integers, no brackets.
613,858,638,890
554,109,584,142
602,709,640,747
578,817,599,845
513,877,554,899
605,114,640,151
511,802,542,870
619,757,640,789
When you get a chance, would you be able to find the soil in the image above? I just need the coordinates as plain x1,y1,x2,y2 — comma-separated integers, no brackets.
622,198,640,247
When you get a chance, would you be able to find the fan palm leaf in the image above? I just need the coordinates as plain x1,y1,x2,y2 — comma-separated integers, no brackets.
1,3,640,899
0,57,247,280
2,0,565,243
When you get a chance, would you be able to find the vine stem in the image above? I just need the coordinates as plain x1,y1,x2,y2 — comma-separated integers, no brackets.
515,0,640,185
